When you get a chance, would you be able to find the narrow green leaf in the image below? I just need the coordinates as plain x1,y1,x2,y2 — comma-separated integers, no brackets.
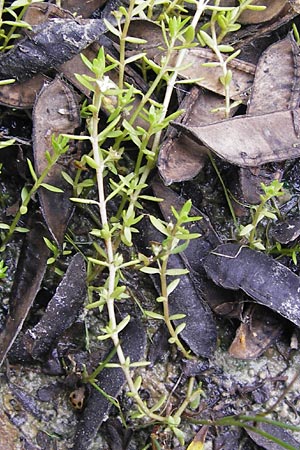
140,266,160,275
104,19,120,37
167,278,180,295
149,394,167,413
218,44,234,53
0,223,10,229
198,30,215,50
169,313,186,320
174,322,186,335
125,53,146,65
70,197,99,205
83,154,99,169
41,183,64,193
144,310,165,320
239,224,254,236
165,268,189,276
149,215,168,235
27,158,38,181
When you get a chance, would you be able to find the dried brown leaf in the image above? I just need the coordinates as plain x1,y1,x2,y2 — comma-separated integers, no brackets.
32,77,80,245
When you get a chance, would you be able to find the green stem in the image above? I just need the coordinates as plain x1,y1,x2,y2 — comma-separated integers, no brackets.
160,257,192,359
0,152,64,251
118,0,135,89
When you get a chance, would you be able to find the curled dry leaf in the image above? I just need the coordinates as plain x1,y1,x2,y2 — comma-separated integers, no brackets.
166,47,255,101
0,17,106,82
204,243,300,327
61,0,107,18
23,253,86,359
240,35,299,203
158,87,211,185
228,305,285,359
0,213,49,368
0,74,49,109
245,421,300,449
173,109,300,167
247,35,300,115
32,76,80,246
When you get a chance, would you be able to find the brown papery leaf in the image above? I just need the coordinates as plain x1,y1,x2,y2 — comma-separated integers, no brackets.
173,109,300,167
248,35,300,114
239,0,290,24
0,74,48,109
61,0,107,18
239,35,300,203
229,305,284,359
0,213,49,368
158,87,236,184
33,76,80,246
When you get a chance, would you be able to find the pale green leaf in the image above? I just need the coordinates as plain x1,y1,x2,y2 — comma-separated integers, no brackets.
140,266,160,275
165,268,189,276
41,183,64,193
144,310,164,320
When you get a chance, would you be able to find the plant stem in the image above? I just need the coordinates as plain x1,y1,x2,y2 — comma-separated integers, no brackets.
0,152,65,251
118,0,135,89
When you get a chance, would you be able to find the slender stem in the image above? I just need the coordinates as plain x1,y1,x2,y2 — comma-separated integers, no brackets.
160,257,192,359
118,0,135,89
1,151,65,251
174,377,195,419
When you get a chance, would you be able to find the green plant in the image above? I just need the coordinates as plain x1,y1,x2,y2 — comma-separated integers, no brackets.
0,258,7,278
198,0,265,117
58,1,211,443
238,180,284,250
0,135,69,251
0,0,297,447
43,237,72,276
0,0,35,52
141,200,202,359
60,2,297,446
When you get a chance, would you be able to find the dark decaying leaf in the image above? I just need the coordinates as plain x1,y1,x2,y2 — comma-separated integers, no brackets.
23,253,86,360
228,305,285,359
32,76,80,246
238,165,284,206
101,417,133,450
72,319,146,450
23,1,74,24
0,2,73,108
204,243,300,327
61,0,107,17
0,213,49,368
269,216,300,244
0,17,106,82
158,87,228,185
166,257,217,357
245,421,300,449
172,109,300,167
